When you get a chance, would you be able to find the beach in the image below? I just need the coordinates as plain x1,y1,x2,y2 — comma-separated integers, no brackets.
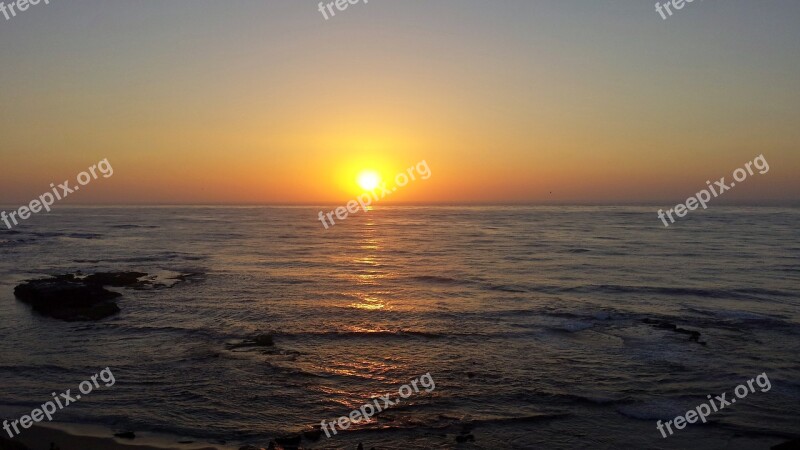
4,423,232,450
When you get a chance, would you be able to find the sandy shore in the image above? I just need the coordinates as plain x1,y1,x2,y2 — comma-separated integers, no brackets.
4,422,238,450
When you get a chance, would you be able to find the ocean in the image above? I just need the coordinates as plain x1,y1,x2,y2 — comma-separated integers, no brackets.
0,206,798,449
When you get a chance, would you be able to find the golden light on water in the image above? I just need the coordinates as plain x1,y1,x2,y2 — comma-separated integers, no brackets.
350,296,386,310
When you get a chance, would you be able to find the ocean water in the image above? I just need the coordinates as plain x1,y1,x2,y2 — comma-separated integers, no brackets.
0,206,798,449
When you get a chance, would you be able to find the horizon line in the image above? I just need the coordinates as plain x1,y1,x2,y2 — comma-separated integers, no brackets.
1,201,799,208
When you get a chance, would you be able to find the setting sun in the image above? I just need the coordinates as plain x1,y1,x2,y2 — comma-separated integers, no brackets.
357,170,381,191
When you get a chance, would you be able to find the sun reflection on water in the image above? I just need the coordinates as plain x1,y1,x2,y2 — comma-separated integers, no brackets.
349,295,386,310
346,214,392,310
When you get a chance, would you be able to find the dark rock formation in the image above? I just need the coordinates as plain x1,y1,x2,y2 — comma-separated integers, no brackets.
85,272,147,287
227,334,275,350
13,271,149,321
772,438,800,450
0,436,30,450
14,278,122,321
274,435,301,449
642,318,707,345
172,272,206,283
303,428,322,442
456,434,476,443
114,431,136,440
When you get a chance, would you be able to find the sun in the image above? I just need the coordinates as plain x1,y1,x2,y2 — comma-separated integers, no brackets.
357,170,381,191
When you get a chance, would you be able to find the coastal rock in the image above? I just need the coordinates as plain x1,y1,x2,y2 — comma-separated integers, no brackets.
85,272,147,287
274,435,301,448
172,272,206,283
14,278,122,321
772,438,800,449
252,334,275,346
12,271,153,321
455,434,476,443
303,428,322,441
227,334,275,350
0,436,30,450
114,431,136,439
642,318,707,345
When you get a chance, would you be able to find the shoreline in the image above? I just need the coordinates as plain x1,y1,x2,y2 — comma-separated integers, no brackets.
4,422,238,450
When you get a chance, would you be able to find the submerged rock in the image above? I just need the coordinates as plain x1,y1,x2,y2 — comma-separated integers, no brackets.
642,318,707,345
172,272,206,283
455,434,476,443
85,272,147,287
114,431,136,440
227,333,275,350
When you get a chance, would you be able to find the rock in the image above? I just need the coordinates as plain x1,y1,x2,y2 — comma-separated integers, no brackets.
303,429,322,441
642,319,705,345
14,278,122,321
14,278,120,306
252,334,274,346
0,436,30,450
239,446,265,450
274,435,301,448
85,272,147,287
114,431,136,439
456,434,475,443
772,438,800,449
227,334,275,350
12,271,154,321
172,272,205,283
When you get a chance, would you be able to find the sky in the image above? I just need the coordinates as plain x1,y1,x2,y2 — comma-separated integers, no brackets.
0,0,798,205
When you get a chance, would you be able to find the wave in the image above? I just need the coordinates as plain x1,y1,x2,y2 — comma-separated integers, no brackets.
275,330,445,339
407,275,464,285
111,224,159,229
616,400,691,421
558,284,794,300
684,308,797,329
0,364,75,374
406,277,794,301
485,284,528,293
103,253,207,263
538,391,623,406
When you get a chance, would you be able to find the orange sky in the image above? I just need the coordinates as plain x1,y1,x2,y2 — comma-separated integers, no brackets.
0,1,798,205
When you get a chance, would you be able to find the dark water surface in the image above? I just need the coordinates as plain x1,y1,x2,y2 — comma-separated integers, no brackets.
1,206,798,449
